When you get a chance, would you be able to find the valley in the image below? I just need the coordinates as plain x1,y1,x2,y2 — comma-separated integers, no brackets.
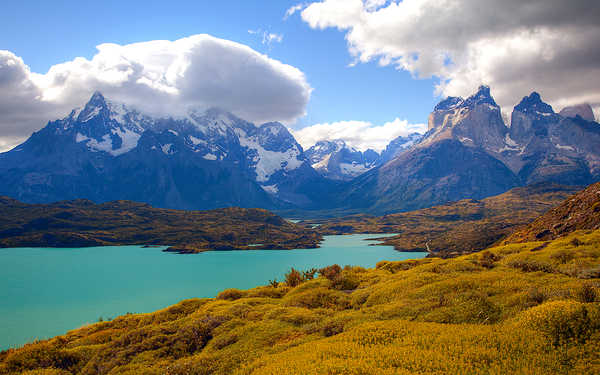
311,183,582,257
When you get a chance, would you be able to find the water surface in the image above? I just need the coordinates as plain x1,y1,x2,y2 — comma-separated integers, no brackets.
0,234,426,350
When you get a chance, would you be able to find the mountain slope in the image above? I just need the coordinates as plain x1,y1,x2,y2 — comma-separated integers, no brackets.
337,138,520,214
503,181,600,243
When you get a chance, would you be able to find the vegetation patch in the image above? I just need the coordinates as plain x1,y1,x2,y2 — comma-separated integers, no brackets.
2,230,599,374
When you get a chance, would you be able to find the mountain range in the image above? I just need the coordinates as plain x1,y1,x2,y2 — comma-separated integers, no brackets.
333,86,600,213
0,87,598,213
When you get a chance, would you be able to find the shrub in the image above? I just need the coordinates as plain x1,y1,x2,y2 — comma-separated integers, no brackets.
550,250,574,264
519,301,596,346
285,268,303,287
574,283,597,303
284,287,351,310
319,265,342,281
330,273,360,291
527,287,547,305
321,319,345,337
212,334,238,350
507,258,554,273
571,237,583,247
302,268,318,281
577,265,600,279
216,289,245,301
268,279,279,288
478,251,501,269
376,260,425,273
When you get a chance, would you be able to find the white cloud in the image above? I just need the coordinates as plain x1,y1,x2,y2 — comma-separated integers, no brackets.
249,29,284,47
300,0,600,115
291,118,426,152
0,34,311,151
283,3,308,20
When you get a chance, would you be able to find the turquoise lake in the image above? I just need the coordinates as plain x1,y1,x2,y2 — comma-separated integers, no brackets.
0,234,427,350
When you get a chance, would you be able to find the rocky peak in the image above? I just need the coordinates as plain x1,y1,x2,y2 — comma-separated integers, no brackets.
509,92,557,145
434,96,464,112
77,91,110,122
560,103,596,122
514,92,554,115
464,85,498,108
424,85,506,151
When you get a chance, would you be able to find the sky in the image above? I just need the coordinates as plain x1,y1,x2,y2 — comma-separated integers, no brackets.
1,0,599,152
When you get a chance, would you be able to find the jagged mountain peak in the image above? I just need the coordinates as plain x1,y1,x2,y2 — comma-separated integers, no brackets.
305,139,378,181
434,96,464,111
464,85,498,108
76,91,110,122
514,92,554,115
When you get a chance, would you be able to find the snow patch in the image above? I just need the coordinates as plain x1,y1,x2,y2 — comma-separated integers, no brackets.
555,144,575,151
311,153,331,170
76,128,141,156
239,136,303,182
161,143,175,155
203,153,218,160
112,128,141,156
188,135,206,146
339,162,371,177
261,184,279,194
81,107,101,122
168,129,179,136
504,134,518,147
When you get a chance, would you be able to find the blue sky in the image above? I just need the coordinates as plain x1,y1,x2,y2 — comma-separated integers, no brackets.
1,0,598,152
0,0,437,128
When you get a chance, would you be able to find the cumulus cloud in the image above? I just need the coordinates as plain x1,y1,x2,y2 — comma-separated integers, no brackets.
300,0,600,115
0,34,311,151
291,118,426,152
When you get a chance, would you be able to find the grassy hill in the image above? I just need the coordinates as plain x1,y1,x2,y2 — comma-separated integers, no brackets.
0,198,321,252
1,228,598,374
313,184,580,257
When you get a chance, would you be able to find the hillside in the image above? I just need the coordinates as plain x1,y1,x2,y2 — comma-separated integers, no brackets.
0,197,321,252
1,229,598,374
313,184,580,257
503,181,600,244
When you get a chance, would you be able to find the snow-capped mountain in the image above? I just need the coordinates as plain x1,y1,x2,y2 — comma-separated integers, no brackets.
305,133,423,181
0,92,332,209
304,140,379,181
